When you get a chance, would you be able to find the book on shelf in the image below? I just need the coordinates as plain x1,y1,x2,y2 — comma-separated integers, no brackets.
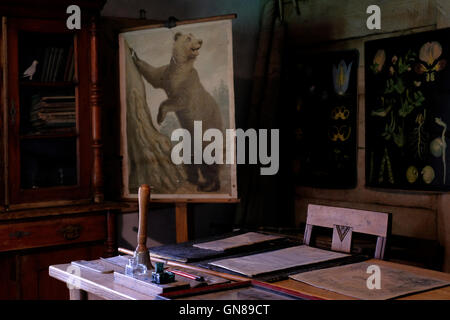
29,95,76,133
44,47,55,82
40,95,75,102
31,105,75,112
30,111,76,120
35,45,75,82
67,52,75,81
63,45,74,82
51,48,61,81
39,47,50,81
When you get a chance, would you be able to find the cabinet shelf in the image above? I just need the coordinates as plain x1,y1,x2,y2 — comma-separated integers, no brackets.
20,81,78,87
20,131,77,140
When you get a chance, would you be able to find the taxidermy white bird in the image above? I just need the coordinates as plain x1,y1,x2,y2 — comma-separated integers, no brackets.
23,60,38,80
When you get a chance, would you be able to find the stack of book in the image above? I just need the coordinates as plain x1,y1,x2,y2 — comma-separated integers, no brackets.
39,44,75,82
29,95,76,133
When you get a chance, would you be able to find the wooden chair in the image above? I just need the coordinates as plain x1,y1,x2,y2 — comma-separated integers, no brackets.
303,204,390,259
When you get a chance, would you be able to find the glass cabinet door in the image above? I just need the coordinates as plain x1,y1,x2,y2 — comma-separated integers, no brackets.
7,18,92,205
18,31,77,189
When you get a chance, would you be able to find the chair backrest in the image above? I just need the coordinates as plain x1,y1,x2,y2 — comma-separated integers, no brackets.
303,204,390,259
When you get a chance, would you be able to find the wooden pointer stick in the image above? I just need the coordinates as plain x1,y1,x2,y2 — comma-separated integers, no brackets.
134,184,152,269
170,269,205,282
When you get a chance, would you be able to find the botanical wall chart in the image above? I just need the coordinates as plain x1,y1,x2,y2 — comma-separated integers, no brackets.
119,17,237,199
292,50,358,188
365,29,450,190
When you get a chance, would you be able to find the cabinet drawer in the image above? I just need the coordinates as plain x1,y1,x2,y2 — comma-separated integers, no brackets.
0,215,106,252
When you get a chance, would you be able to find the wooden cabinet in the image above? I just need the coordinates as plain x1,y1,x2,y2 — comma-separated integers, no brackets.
0,1,106,207
3,242,106,300
5,17,93,206
0,204,122,300
0,214,107,251
0,1,124,300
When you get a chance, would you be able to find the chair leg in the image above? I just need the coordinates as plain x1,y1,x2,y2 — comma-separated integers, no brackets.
375,236,386,259
303,224,313,245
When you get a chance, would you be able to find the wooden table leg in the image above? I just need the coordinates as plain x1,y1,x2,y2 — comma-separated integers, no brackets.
69,288,87,300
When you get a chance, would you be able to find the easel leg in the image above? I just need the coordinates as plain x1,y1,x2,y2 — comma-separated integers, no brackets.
175,203,188,243
175,203,194,243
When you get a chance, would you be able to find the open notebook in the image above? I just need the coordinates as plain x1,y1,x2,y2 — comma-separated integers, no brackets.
193,232,282,251
209,245,350,277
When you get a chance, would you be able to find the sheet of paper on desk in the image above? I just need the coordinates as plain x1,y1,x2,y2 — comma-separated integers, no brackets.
210,245,349,277
289,261,450,300
193,232,283,251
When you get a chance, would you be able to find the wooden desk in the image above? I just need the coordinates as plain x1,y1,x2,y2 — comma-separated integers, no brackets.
50,257,450,300
49,262,159,300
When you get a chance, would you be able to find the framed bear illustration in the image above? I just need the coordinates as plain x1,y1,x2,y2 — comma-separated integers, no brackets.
365,28,450,191
118,15,238,199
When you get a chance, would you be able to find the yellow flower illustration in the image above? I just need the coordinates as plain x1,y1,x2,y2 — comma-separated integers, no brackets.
415,41,447,82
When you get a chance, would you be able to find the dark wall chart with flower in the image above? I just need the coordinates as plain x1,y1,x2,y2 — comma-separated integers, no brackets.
291,50,358,188
365,29,450,190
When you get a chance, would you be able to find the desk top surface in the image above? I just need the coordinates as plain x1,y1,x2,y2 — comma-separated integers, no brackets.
49,262,159,300
49,258,450,300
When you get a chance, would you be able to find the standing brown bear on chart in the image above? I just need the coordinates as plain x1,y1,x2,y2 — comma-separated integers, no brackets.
130,32,223,192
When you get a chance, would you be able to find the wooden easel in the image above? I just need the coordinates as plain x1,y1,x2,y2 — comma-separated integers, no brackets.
120,13,240,244
150,198,240,243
